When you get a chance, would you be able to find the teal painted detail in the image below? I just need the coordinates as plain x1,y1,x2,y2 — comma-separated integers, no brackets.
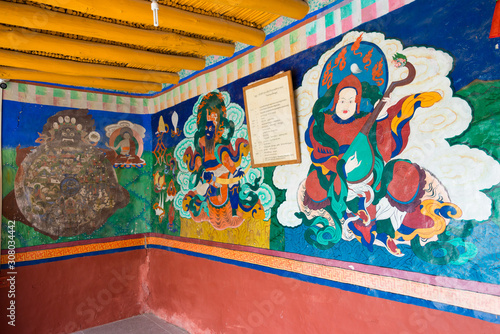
325,11,335,26
306,21,317,36
341,2,353,19
361,0,376,8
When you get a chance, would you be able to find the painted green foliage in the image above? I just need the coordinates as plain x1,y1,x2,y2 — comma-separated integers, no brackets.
449,80,500,227
451,80,500,161
265,167,286,251
105,151,153,234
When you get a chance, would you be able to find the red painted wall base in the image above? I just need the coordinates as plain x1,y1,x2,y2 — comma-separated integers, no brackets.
2,248,500,334
0,249,147,334
147,249,500,334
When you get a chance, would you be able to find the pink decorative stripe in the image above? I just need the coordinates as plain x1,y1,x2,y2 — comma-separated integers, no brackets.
341,16,354,32
362,3,379,22
306,34,317,49
326,25,337,40
389,0,406,11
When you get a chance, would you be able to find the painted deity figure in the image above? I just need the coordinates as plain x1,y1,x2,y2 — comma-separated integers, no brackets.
105,125,146,168
182,92,264,229
299,42,461,256
106,127,142,164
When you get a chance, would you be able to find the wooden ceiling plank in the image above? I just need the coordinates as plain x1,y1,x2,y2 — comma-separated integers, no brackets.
177,0,280,24
33,0,265,46
0,1,235,57
0,49,179,84
0,66,163,93
204,0,309,20
0,26,205,71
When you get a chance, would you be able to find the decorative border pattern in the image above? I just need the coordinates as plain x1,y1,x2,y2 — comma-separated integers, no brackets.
1,0,413,114
3,234,499,320
1,83,163,114
0,238,145,264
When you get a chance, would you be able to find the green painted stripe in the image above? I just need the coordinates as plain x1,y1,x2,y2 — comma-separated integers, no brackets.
325,11,335,26
274,38,283,51
248,51,256,63
306,21,317,36
18,83,27,93
261,44,268,57
341,2,353,19
87,92,98,101
53,88,65,98
237,57,245,69
290,30,300,44
36,86,46,96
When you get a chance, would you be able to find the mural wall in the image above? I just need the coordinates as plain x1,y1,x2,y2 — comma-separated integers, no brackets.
153,28,500,269
1,102,153,247
150,0,500,321
2,0,500,327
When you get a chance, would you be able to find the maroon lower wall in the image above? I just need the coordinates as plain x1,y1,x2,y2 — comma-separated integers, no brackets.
147,248,500,334
0,249,147,334
2,248,500,334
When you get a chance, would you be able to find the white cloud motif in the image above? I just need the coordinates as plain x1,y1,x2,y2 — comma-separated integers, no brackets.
273,31,500,226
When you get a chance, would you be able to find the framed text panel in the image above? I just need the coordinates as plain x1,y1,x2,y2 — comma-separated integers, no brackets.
243,71,301,168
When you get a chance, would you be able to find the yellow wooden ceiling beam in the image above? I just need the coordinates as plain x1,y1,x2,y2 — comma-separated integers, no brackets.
0,26,205,72
0,1,234,58
33,0,265,46
0,49,179,84
206,0,309,20
0,66,162,93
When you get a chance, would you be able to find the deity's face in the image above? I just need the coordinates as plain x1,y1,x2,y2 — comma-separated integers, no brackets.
122,132,131,139
205,121,216,140
335,87,357,120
